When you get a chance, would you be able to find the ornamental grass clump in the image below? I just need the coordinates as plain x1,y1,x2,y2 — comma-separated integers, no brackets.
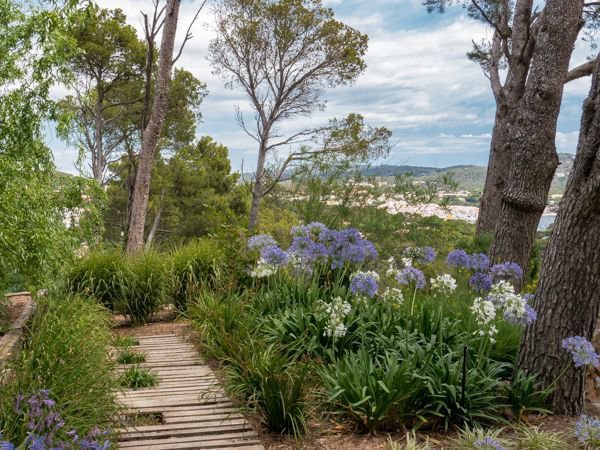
118,366,158,390
0,294,118,443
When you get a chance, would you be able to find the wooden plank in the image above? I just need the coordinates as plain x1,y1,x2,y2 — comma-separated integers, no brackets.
119,433,262,450
118,421,251,440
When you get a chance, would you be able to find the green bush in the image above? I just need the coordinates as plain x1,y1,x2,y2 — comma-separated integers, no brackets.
503,370,552,422
66,250,129,311
117,348,146,364
0,293,119,442
320,348,423,433
171,239,227,311
68,250,170,324
124,250,170,325
224,346,308,437
118,366,158,390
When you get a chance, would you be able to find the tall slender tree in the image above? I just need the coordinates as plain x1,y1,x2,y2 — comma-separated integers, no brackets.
518,54,600,415
487,0,585,275
208,0,370,232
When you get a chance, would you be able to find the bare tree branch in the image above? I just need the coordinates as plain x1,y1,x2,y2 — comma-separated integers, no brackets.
172,0,208,64
566,59,596,82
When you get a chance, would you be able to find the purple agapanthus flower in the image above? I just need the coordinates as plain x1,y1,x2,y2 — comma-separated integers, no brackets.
395,267,426,289
562,336,600,368
469,253,490,271
469,272,493,292
0,432,15,450
575,415,600,444
350,271,379,298
490,261,524,281
260,245,289,266
474,437,506,450
329,228,378,269
446,249,470,269
291,222,328,238
503,303,537,326
247,234,277,251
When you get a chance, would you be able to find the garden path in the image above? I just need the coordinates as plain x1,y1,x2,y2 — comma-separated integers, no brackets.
115,333,264,450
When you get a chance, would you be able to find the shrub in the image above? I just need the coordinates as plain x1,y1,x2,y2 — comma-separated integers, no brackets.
224,346,308,437
113,335,139,347
124,250,170,325
450,426,511,449
319,348,423,433
503,370,551,422
0,293,119,443
65,250,129,311
171,239,227,311
417,349,507,430
118,366,158,390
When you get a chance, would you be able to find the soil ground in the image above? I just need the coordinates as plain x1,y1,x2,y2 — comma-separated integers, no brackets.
0,294,30,335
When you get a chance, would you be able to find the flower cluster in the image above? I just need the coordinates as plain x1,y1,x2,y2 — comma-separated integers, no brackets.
473,436,506,450
395,267,426,289
446,249,470,269
562,336,600,368
349,271,379,298
469,253,490,272
320,296,352,338
247,234,277,251
381,287,404,305
469,272,493,292
248,223,378,278
430,274,457,296
490,261,523,283
2,389,111,450
471,297,498,342
402,246,436,265
575,415,600,446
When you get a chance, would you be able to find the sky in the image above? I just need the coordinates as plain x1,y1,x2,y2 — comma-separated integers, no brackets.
49,0,594,174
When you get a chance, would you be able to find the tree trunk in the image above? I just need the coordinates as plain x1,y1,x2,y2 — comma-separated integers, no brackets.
93,89,105,185
126,0,180,254
488,0,583,275
248,143,268,233
476,0,535,236
145,206,162,249
517,55,600,415
476,106,513,235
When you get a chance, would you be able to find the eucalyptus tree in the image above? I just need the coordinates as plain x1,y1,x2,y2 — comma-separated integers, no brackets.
208,0,382,232
518,54,600,415
426,0,597,275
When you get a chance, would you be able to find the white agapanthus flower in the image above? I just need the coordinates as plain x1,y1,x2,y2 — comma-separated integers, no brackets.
386,256,399,277
471,297,498,343
430,274,457,296
320,296,352,338
382,287,404,305
488,280,515,306
250,259,278,278
401,257,413,268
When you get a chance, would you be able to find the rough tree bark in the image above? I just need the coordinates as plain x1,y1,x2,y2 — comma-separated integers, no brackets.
126,0,180,254
476,0,535,235
248,140,269,233
518,54,600,415
488,0,584,275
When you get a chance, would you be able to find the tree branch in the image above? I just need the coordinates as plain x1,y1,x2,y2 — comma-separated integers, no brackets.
566,60,596,83
172,0,208,65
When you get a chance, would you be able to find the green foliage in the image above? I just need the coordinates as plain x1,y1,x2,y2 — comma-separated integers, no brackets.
113,335,139,347
450,426,511,449
68,249,169,324
514,426,569,450
320,348,423,433
66,250,129,310
0,293,118,441
118,366,158,390
117,349,146,364
171,238,227,311
225,348,308,437
503,370,552,422
125,250,170,325
387,433,432,450
0,295,9,335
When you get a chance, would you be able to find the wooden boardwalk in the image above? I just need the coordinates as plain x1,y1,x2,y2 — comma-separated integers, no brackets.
115,334,264,450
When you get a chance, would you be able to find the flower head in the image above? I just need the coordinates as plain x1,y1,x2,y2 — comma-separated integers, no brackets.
474,436,506,450
247,234,277,251
349,271,379,298
430,273,457,296
446,249,470,269
381,287,404,305
403,246,436,265
468,253,490,271
469,272,493,292
471,297,498,342
320,297,352,338
575,415,600,445
562,336,600,368
395,267,426,289
260,245,289,267
490,261,523,282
